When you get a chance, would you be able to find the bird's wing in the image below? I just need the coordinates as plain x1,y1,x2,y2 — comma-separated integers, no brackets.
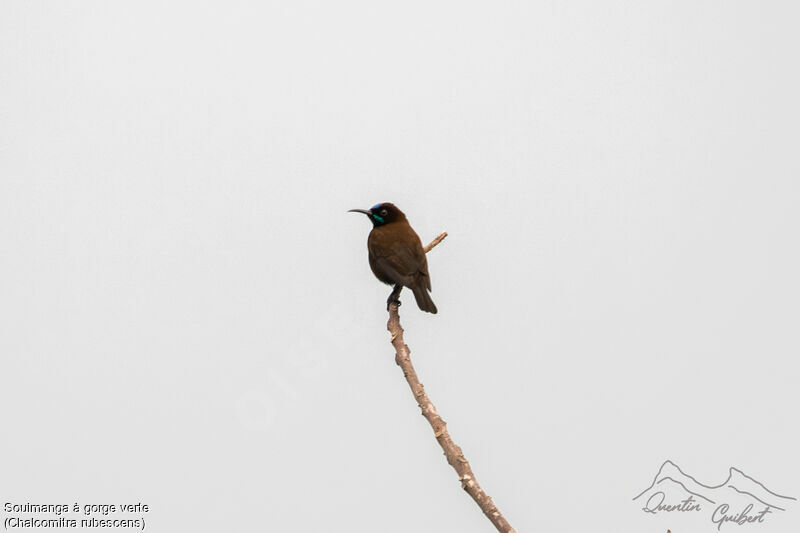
372,256,413,286
396,237,431,291
370,236,431,289
410,240,432,290
419,258,431,291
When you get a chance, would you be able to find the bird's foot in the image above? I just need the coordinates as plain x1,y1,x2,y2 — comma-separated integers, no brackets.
387,284,403,310
386,291,402,310
386,296,401,311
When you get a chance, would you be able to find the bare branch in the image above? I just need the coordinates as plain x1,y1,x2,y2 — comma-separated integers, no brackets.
386,232,516,533
423,231,448,253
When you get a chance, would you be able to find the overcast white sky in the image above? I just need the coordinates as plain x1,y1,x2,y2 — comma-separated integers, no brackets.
1,2,799,532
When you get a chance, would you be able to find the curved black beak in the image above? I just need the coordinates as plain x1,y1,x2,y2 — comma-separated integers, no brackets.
348,209,371,215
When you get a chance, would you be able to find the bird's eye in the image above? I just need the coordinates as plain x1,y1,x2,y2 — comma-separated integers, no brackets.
380,209,388,217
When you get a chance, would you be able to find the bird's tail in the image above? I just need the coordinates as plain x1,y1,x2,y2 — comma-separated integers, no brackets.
411,284,438,314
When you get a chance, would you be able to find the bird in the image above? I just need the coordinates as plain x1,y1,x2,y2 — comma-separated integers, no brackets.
349,202,437,314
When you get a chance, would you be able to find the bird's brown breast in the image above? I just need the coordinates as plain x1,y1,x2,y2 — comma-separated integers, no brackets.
367,221,429,286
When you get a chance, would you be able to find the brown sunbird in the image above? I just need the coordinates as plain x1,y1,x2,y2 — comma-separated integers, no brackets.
349,202,437,314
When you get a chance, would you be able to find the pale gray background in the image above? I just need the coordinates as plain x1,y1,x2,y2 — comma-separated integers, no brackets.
1,2,798,532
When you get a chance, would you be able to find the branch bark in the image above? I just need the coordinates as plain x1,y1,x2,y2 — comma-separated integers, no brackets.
387,231,516,533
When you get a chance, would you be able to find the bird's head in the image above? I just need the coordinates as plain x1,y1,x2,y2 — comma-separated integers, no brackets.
348,202,406,227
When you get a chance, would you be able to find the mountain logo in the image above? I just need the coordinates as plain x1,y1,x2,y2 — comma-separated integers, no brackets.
633,460,796,530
